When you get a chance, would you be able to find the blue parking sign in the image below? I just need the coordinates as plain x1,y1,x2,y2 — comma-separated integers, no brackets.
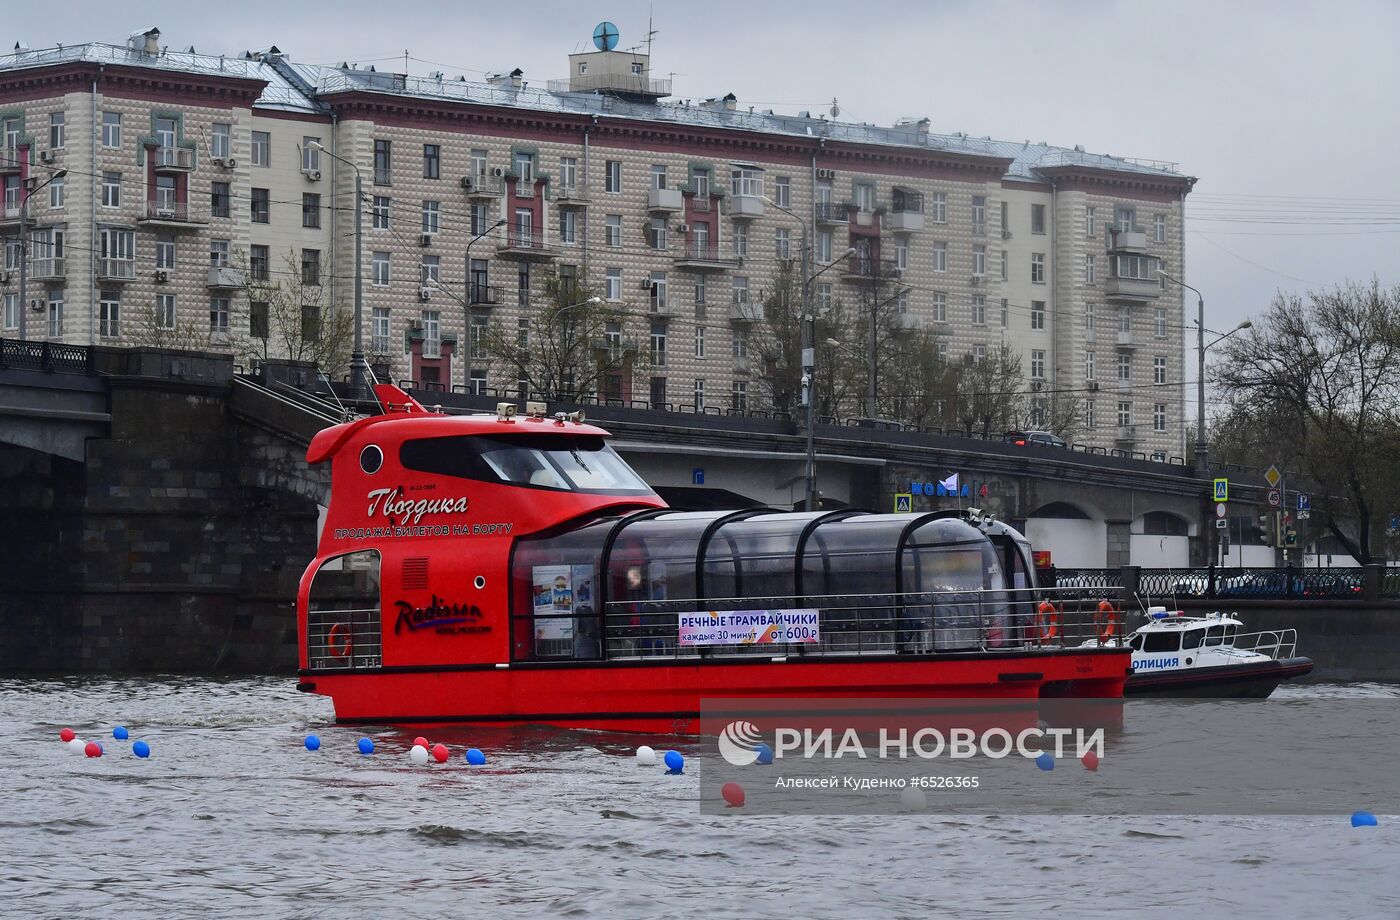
1297,493,1310,511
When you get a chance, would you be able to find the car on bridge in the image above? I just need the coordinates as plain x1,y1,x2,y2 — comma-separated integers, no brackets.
1004,430,1066,449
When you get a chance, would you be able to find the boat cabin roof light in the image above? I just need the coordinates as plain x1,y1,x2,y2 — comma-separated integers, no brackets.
525,400,548,419
496,402,518,421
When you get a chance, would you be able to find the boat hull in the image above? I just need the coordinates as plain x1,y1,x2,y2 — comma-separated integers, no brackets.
1125,656,1314,699
299,647,1131,733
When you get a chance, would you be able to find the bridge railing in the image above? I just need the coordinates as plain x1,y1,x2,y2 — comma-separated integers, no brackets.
1047,565,1375,602
0,338,92,373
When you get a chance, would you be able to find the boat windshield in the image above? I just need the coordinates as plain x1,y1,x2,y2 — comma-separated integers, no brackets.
400,434,655,495
1142,631,1180,653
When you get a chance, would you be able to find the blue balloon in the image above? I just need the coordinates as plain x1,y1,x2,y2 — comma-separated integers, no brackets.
1035,752,1054,771
113,726,129,740
1352,810,1379,827
304,735,321,751
664,750,684,774
465,748,486,766
132,740,150,758
755,743,774,765
357,737,375,755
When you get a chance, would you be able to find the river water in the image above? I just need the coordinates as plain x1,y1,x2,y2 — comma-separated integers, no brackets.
2,677,1395,919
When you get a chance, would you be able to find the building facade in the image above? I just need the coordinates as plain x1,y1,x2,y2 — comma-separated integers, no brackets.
0,28,1195,455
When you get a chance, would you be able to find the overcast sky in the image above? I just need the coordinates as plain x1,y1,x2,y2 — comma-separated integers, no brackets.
10,0,1398,419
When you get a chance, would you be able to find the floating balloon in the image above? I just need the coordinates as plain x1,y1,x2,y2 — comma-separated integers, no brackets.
755,743,774,766
465,748,486,766
635,745,656,766
409,745,430,766
59,728,75,743
721,782,745,807
1035,752,1054,771
132,741,151,759
1352,811,1379,828
431,743,449,764
304,735,321,751
84,741,102,758
1081,751,1100,772
900,786,928,812
67,738,86,754
413,736,430,750
357,738,375,755
113,726,129,741
664,750,684,774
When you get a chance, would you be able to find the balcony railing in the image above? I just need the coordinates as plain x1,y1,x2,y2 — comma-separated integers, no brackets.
674,244,741,270
207,265,245,288
153,145,195,170
553,185,589,207
1108,228,1148,253
97,258,136,280
463,175,503,197
729,301,763,323
497,230,559,258
815,202,849,223
843,256,902,281
647,187,684,212
546,74,672,97
140,202,209,225
1105,276,1160,301
727,195,764,219
469,283,502,306
0,204,21,222
30,257,64,279
0,145,22,172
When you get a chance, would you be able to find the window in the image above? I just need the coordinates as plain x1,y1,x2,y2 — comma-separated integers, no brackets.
559,156,578,188
423,144,440,179
209,239,231,269
1118,353,1131,381
605,160,621,193
251,188,269,223
1000,200,1009,236
98,228,133,268
605,214,622,247
422,200,440,235
372,251,390,286
695,325,706,358
1154,307,1168,338
649,271,668,311
470,203,490,236
369,308,389,354
817,231,833,263
470,370,488,395
650,377,666,407
1031,301,1045,330
605,268,622,301
49,176,64,208
1031,349,1045,380
156,237,177,270
210,123,229,159
249,244,270,281
373,139,391,185
1118,401,1132,427
1085,302,1096,332
1112,254,1160,280
932,292,947,323
99,293,120,338
297,137,319,173
101,172,120,208
854,182,874,212
1086,206,1096,238
1084,255,1096,284
516,317,530,350
47,292,63,337
301,249,320,286
211,182,231,218
559,209,577,244
649,216,667,250
1000,298,1009,327
694,276,708,307
732,330,749,358
973,344,987,363
209,297,230,334
1116,206,1136,232
816,283,832,311
971,195,986,235
1001,249,1008,281
775,228,792,261
694,379,705,411
303,193,321,228
251,131,270,167
1085,351,1096,380
732,380,748,412
650,322,667,366
774,176,791,208
693,168,711,198
153,175,176,213
932,241,947,273
1031,204,1046,234
1,117,16,150
1085,401,1096,429
650,164,667,190
1118,305,1131,333
49,112,65,149
730,167,764,199
421,256,441,285
893,238,907,271
102,112,121,148
1154,356,1167,385
972,245,986,277
1031,253,1045,284
930,192,946,224
2,293,15,330
372,196,390,230
1153,403,1167,432
732,222,747,257
732,276,749,304
1154,213,1167,243
971,295,986,326
470,149,488,178
470,315,489,360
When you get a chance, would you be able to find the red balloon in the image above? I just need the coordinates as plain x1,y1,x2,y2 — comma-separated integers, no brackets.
413,736,430,750
431,743,449,763
722,782,746,808
1081,750,1100,772
84,741,102,758
59,728,75,743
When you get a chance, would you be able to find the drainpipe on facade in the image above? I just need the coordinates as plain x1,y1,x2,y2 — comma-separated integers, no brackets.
89,67,100,346
1179,187,1187,461
1048,177,1057,423
329,113,339,368
583,116,596,274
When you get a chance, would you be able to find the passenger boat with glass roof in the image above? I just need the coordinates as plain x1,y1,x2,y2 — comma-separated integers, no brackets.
295,385,1131,732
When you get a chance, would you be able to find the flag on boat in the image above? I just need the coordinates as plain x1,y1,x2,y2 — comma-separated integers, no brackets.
940,473,959,493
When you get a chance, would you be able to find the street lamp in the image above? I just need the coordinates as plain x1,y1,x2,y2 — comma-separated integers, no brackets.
463,218,506,392
18,167,67,341
307,141,367,400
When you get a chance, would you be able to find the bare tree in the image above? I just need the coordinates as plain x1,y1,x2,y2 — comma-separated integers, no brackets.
751,260,862,421
236,248,353,376
877,322,959,428
127,304,217,352
954,344,1026,437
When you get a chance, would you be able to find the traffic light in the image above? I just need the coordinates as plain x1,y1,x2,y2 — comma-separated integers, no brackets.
1284,526,1298,547
1257,513,1276,545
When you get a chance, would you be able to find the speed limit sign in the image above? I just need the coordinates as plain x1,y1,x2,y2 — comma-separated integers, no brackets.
1267,489,1281,507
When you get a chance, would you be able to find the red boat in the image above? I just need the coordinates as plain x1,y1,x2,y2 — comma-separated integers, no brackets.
295,386,1130,732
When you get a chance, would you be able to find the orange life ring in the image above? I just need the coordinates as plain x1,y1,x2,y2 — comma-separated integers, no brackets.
1034,601,1061,642
328,623,352,658
1094,600,1122,643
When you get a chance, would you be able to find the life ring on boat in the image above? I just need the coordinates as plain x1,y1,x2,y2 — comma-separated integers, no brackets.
1094,600,1122,643
327,623,352,658
1034,601,1061,642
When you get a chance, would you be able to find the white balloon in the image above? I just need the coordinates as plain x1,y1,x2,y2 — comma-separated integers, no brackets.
409,744,430,765
899,786,927,812
635,745,656,766
67,738,86,754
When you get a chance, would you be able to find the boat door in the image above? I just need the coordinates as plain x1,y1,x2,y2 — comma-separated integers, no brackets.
1134,627,1183,672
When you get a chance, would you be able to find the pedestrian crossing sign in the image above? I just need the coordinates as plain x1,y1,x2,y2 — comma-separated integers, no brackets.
1213,478,1229,502
894,493,913,514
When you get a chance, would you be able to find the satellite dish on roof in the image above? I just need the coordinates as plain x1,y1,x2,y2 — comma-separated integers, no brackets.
593,21,620,52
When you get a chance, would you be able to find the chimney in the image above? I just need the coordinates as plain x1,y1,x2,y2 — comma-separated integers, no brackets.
129,27,160,54
722,92,737,112
510,68,523,89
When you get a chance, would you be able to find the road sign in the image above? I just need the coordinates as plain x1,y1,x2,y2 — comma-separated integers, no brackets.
1213,478,1229,502
1297,493,1311,512
1215,518,1227,529
1264,465,1281,488
1216,502,1227,519
894,493,913,514
692,468,705,485
1298,510,1311,521
1266,489,1280,507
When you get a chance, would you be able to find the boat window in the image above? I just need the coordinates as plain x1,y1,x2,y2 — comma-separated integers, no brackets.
1205,625,1226,647
509,516,619,661
400,434,654,494
306,549,383,671
1142,631,1180,653
1224,624,1237,643
1129,633,1144,651
903,517,1007,651
1182,628,1204,650
705,512,825,604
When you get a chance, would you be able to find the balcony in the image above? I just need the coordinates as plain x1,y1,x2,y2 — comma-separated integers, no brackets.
0,145,22,173
673,243,741,272
497,230,560,260
1115,329,1138,350
207,266,245,288
97,258,137,282
732,355,751,374
647,187,684,212
885,208,924,233
815,202,849,224
546,73,672,99
893,313,924,330
1108,228,1148,253
1105,276,1160,302
0,204,21,227
469,284,503,306
462,175,504,198
1084,328,1097,344
139,202,209,229
553,185,589,208
152,146,195,172
30,257,65,280
841,256,902,283
729,301,763,324
727,195,764,219
1115,425,1139,446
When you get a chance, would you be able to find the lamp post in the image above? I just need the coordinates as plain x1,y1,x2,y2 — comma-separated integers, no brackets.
18,167,67,341
308,142,367,400
463,218,505,392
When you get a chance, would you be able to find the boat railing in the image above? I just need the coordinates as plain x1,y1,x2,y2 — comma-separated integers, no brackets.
524,586,1128,662
1231,628,1298,661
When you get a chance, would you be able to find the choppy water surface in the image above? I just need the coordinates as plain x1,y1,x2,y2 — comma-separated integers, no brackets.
1,677,1395,918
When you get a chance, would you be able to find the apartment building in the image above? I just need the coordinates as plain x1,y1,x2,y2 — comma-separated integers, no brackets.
0,27,1195,455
